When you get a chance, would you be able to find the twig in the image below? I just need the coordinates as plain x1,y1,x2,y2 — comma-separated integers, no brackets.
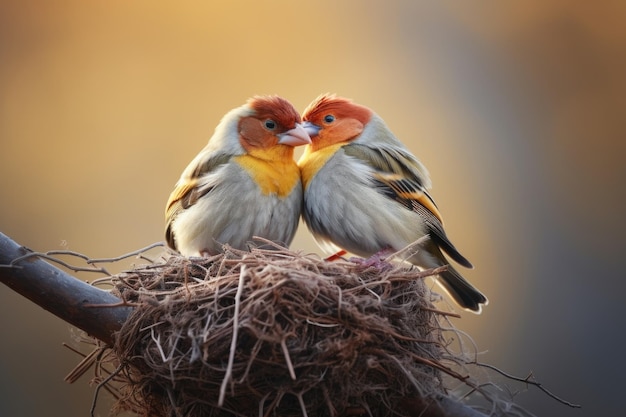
475,362,581,408
388,235,431,261
219,264,247,406
7,242,166,277
420,306,462,318
12,249,91,264
10,251,111,275
86,242,166,264
64,347,103,384
296,392,309,417
281,337,297,380
90,362,125,417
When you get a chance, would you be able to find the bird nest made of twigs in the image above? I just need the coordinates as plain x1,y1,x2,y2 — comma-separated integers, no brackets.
84,242,482,417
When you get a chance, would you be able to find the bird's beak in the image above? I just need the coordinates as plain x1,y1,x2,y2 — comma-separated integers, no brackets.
278,123,312,146
301,121,321,137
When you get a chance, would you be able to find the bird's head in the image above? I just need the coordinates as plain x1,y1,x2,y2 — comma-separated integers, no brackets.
237,96,311,158
301,94,373,151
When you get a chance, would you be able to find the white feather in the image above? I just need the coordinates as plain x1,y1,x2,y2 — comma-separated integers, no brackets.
172,162,302,256
303,148,427,257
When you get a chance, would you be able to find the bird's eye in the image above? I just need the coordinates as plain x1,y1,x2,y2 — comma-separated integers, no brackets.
323,115,335,123
264,120,277,130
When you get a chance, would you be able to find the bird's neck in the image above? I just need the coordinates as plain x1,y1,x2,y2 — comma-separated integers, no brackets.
234,146,300,197
298,143,345,190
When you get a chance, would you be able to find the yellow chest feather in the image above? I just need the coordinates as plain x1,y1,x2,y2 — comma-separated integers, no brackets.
298,143,344,190
234,155,300,197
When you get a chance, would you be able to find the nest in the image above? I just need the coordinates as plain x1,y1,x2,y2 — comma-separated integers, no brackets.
96,243,473,417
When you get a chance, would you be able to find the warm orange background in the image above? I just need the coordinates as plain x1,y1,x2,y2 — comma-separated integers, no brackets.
1,1,623,416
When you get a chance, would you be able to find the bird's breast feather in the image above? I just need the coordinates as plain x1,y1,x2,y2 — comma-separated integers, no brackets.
234,155,300,197
298,143,345,190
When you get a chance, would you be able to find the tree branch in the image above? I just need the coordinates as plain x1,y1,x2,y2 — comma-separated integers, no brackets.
0,232,132,345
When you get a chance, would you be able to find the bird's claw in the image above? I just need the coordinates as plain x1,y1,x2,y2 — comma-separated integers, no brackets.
349,248,395,270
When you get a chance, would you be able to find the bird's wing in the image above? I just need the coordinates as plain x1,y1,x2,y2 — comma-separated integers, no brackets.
343,143,473,268
165,152,232,249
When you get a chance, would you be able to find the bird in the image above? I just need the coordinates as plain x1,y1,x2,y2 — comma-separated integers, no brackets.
298,94,487,312
165,95,311,257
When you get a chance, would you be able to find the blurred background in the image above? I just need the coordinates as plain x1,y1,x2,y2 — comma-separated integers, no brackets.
1,1,623,415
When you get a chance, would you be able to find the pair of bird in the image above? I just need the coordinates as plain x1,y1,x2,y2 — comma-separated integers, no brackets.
165,94,487,313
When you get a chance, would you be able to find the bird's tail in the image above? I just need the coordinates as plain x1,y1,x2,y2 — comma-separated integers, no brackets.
436,263,488,313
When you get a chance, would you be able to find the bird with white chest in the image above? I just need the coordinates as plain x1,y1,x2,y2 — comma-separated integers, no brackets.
298,94,487,313
165,95,311,257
